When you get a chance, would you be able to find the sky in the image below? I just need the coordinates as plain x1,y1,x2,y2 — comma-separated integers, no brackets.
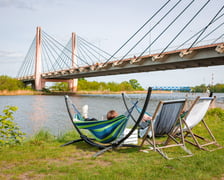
0,0,224,88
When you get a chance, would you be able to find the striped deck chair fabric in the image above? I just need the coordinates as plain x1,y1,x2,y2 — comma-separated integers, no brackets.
140,99,193,159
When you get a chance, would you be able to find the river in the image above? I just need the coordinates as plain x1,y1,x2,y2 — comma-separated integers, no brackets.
0,92,224,137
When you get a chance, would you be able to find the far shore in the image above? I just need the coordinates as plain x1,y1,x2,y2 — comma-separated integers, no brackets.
0,90,42,96
0,89,173,96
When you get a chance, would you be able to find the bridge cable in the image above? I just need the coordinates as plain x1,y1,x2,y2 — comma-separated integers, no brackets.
59,39,76,69
212,32,224,44
42,32,73,69
42,31,88,67
41,39,56,72
78,41,103,64
26,45,36,76
102,0,171,65
116,0,182,64
197,21,224,45
77,42,92,65
17,37,34,77
78,36,113,61
17,36,36,77
77,37,109,63
77,38,100,65
133,0,195,62
176,12,224,49
41,34,66,71
186,4,224,51
56,44,75,70
77,37,110,64
158,0,210,56
17,47,33,77
41,40,57,72
78,41,99,65
61,38,84,68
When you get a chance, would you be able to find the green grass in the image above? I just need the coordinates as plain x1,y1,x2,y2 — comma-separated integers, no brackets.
0,108,224,180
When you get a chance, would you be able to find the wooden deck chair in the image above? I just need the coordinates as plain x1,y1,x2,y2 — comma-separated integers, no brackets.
180,96,223,151
140,99,193,160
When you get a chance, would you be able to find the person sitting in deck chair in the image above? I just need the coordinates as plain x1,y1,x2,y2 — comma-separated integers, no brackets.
138,114,152,137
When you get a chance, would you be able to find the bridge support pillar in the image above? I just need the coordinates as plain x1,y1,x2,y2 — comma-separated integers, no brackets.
69,79,78,92
34,26,43,90
70,32,78,92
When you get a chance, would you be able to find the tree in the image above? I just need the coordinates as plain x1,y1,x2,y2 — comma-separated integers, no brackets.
129,79,144,90
192,84,208,93
51,78,146,92
119,81,133,91
213,83,224,93
50,82,69,91
0,75,25,91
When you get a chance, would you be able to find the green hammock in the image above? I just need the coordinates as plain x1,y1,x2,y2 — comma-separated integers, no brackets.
74,115,128,143
70,98,137,143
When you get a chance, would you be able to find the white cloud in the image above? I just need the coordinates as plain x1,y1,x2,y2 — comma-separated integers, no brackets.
0,0,64,10
0,0,34,10
0,50,23,59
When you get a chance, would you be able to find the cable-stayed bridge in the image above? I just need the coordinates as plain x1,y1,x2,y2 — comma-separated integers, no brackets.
17,0,224,91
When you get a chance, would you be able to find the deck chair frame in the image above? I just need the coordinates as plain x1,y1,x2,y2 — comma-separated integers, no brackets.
181,96,223,151
62,87,152,157
140,99,192,160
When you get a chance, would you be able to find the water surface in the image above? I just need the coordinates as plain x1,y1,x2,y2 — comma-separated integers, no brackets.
0,92,223,136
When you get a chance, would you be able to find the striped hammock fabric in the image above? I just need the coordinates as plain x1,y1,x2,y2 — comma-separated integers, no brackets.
74,115,128,143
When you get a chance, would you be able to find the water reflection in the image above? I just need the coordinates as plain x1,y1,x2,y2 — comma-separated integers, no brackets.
30,96,49,134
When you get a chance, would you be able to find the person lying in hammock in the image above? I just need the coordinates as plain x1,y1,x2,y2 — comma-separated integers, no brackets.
107,109,152,127
84,110,118,121
107,110,119,120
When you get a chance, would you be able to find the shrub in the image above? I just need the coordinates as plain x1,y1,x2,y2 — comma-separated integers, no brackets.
0,106,26,146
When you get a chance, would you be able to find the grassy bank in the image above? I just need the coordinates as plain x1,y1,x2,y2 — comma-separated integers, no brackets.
75,90,172,94
0,108,224,180
0,89,174,96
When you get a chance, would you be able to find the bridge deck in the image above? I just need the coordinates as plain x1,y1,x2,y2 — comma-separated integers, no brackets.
19,43,224,81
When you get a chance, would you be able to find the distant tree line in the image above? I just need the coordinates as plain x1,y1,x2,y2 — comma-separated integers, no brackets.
77,78,144,91
1,75,224,93
0,75,25,91
191,84,224,93
46,80,224,93
50,78,144,92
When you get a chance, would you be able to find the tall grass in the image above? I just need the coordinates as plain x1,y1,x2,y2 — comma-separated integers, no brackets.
28,129,56,145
